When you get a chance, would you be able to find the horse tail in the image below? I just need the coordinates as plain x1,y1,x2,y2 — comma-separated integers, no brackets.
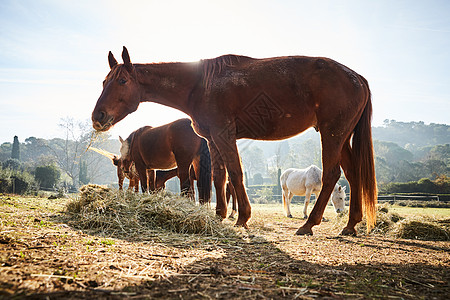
197,138,212,204
353,76,377,233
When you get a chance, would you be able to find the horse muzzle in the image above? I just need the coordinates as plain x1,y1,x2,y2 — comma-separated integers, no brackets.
92,111,114,131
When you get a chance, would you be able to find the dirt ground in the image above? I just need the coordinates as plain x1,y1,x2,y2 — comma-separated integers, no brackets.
0,195,449,299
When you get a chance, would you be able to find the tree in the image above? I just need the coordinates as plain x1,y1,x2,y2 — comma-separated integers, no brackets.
290,138,322,168
78,159,90,185
35,164,61,189
426,144,450,164
373,140,413,165
0,142,12,161
253,173,264,185
48,118,111,188
240,145,266,178
373,120,449,148
11,136,20,160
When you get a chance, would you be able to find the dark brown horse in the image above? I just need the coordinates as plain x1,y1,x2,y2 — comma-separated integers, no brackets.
114,155,178,191
92,47,377,235
119,118,212,204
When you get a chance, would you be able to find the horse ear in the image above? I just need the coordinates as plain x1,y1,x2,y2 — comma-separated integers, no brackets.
108,51,118,69
119,136,124,144
122,46,133,71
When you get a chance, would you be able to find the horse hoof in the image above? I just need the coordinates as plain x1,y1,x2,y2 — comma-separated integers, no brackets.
235,222,249,229
303,216,308,220
287,214,293,218
295,227,313,236
340,227,357,236
235,217,249,229
228,215,235,220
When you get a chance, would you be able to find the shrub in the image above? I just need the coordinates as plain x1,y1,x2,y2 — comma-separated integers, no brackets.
382,177,450,194
35,164,61,189
0,166,37,194
253,186,275,204
2,158,21,171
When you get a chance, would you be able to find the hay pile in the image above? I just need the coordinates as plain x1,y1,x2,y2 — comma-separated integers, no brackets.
65,184,236,238
333,203,450,241
391,218,450,241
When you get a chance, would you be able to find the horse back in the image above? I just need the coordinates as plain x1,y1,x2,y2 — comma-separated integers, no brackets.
130,119,203,170
131,126,177,170
167,118,203,158
284,165,322,195
196,55,365,141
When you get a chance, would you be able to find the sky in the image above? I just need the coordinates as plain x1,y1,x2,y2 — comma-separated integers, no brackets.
0,0,449,145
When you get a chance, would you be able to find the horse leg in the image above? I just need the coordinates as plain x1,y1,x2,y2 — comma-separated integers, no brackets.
226,181,237,219
282,187,293,218
134,176,140,193
303,189,312,219
177,165,193,200
118,170,124,190
211,131,251,228
232,192,238,217
127,177,133,191
296,136,342,235
339,139,362,235
189,163,198,202
282,186,289,217
135,163,148,193
208,140,228,219
118,180,123,190
286,191,294,218
147,169,156,192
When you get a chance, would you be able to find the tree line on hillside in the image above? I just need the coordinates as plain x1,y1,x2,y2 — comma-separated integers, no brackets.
0,119,448,195
0,118,120,194
239,121,449,194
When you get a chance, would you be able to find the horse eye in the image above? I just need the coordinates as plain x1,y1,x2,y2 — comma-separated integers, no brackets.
119,78,127,85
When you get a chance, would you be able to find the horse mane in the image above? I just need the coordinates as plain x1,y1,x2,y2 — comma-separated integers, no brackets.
123,126,154,158
200,55,254,90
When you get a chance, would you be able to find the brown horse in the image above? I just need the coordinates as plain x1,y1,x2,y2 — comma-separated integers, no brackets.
112,156,140,192
119,118,212,204
92,47,377,235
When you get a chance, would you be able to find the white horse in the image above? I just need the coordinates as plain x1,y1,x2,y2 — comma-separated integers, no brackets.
281,165,346,219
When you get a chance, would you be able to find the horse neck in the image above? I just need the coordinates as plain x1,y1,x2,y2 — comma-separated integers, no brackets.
136,62,199,114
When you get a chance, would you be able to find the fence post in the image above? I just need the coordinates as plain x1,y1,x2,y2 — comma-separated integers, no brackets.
277,168,282,196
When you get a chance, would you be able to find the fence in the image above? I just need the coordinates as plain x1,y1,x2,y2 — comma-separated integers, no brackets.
377,194,443,202
249,192,449,203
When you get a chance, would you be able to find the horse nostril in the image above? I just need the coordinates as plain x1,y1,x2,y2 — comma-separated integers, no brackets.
98,111,106,123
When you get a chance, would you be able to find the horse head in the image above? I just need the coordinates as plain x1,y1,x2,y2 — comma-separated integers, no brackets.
331,185,346,214
92,46,141,132
112,155,120,166
118,135,133,176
